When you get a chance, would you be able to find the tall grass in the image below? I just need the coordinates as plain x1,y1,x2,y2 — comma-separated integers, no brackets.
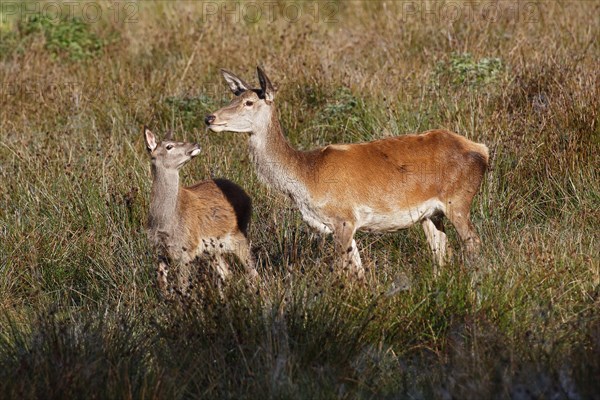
0,1,598,398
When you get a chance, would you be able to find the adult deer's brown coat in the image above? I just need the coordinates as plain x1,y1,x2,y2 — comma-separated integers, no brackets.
206,68,488,278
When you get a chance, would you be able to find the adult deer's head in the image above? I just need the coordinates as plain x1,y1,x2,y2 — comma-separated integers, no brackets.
205,67,275,134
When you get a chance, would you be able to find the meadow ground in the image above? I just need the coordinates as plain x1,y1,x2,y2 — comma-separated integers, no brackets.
0,1,598,398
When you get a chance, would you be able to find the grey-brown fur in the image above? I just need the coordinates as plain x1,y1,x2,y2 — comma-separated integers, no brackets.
143,127,257,296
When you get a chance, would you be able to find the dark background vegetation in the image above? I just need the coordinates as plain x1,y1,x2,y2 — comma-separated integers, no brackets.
0,1,598,398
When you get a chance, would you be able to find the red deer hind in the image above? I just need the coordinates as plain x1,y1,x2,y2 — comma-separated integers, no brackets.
205,68,488,279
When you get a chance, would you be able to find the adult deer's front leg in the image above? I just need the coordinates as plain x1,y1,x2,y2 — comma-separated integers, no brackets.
333,221,364,280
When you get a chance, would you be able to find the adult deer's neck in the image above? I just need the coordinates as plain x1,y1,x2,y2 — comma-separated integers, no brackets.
148,166,180,232
248,106,310,195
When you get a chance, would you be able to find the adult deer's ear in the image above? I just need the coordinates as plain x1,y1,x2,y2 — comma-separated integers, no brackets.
144,126,157,152
221,69,252,96
257,66,275,103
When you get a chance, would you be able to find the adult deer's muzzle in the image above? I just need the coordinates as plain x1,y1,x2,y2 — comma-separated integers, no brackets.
205,115,216,125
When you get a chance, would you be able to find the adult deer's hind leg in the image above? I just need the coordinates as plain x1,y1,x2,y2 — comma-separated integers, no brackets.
445,151,486,262
421,214,452,269
445,201,481,261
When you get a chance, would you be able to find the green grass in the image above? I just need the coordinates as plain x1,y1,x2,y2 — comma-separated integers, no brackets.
0,1,599,398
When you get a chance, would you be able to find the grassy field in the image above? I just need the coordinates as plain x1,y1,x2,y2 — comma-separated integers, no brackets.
0,1,598,398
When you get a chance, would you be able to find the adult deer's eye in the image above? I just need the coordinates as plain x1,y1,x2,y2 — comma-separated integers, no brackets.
245,100,254,107
166,144,174,150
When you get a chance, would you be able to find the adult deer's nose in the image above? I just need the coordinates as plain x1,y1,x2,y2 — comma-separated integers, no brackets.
205,115,216,125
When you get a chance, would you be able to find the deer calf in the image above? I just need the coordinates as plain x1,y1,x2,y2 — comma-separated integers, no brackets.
143,127,257,296
205,67,488,279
